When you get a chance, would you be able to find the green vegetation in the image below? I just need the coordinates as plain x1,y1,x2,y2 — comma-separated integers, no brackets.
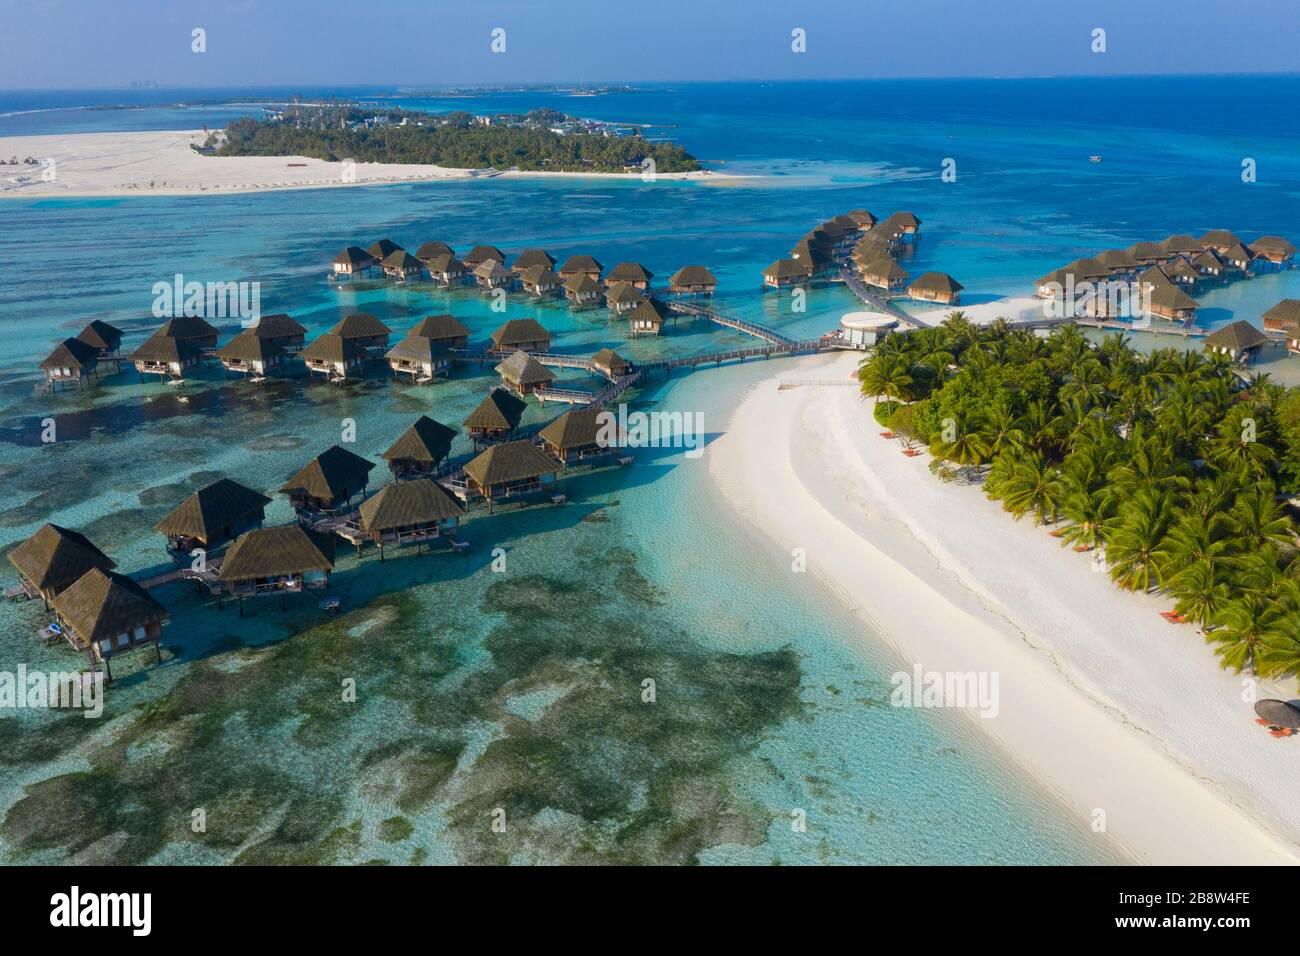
214,110,700,173
859,311,1300,682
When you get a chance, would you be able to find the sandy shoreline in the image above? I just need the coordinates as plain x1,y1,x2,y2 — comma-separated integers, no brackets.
0,129,740,198
711,351,1300,865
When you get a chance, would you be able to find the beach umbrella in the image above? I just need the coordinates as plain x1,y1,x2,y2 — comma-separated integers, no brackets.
1253,699,1300,729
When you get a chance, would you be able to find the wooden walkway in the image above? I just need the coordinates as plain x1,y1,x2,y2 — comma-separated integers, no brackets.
836,270,925,327
665,300,800,346
1073,318,1209,338
137,556,223,591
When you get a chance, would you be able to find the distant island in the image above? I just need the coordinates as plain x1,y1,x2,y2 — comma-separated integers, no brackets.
209,104,700,174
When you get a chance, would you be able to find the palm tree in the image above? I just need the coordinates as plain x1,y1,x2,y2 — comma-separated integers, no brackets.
1207,592,1291,673
931,410,990,466
859,353,913,402
1103,488,1174,591
991,451,1063,524
1167,559,1231,627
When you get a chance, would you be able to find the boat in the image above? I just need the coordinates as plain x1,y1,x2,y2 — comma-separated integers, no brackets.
1089,155,1102,163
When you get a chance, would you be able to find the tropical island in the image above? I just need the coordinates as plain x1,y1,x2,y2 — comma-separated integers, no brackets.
210,105,701,173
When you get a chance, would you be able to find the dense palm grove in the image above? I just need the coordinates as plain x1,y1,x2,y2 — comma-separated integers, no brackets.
859,312,1300,684
215,113,700,173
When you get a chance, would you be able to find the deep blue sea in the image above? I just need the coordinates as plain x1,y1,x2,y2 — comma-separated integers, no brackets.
0,77,1296,864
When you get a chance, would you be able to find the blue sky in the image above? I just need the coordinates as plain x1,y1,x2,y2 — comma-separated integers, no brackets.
2,0,1296,88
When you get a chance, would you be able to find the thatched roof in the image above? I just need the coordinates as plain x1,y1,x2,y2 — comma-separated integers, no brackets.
154,478,271,540
1127,241,1167,260
491,318,550,349
1035,268,1067,288
408,314,469,340
627,298,671,326
862,258,910,281
1062,257,1109,281
40,337,100,372
52,569,168,643
1261,299,1300,329
521,265,562,287
764,258,812,279
1222,242,1254,264
539,406,606,450
8,523,116,595
1203,320,1268,351
464,440,557,487
330,313,391,339
1138,266,1176,290
828,214,862,232
280,446,375,500
604,282,646,306
670,265,717,287
382,250,423,273
386,334,450,366
908,272,964,296
157,316,218,340
1148,282,1199,313
1193,251,1223,270
131,331,200,365
301,333,366,365
495,350,554,387
591,348,629,375
414,240,454,261
1199,229,1242,248
474,259,512,281
559,254,604,274
1096,248,1138,270
1161,235,1201,254
1254,699,1300,729
465,245,506,264
1165,257,1199,281
359,479,463,532
513,248,556,269
1250,236,1297,257
252,313,306,339
333,246,376,269
563,273,601,295
382,416,457,464
607,262,654,284
217,328,283,364
846,209,877,227
425,253,467,274
367,239,403,261
219,525,335,581
464,388,527,431
883,211,922,230
76,320,123,351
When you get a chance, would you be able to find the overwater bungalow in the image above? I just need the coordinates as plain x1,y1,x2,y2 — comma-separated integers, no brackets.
591,347,630,379
154,478,271,558
414,240,454,264
1095,248,1138,277
828,213,865,235
539,406,611,465
605,281,646,312
251,313,307,350
495,350,555,397
520,266,563,297
352,479,464,558
861,257,911,295
1203,320,1270,363
1161,235,1202,257
75,319,123,357
218,525,335,610
462,440,559,507
1249,236,1296,270
490,318,551,353
386,335,452,382
464,388,528,445
381,250,424,282
156,316,219,348
1035,268,1069,300
907,272,964,305
793,240,834,276
1127,241,1169,267
559,255,604,282
1146,280,1199,323
763,258,812,288
1192,250,1224,281
1063,257,1111,284
512,248,557,275
1164,256,1200,287
880,211,922,244
463,245,507,270
330,313,391,349
1220,242,1254,275
424,252,469,287
301,333,367,381
217,328,284,378
280,445,375,515
606,262,654,289
7,523,116,606
817,220,857,254
1262,299,1300,353
40,337,100,391
382,416,457,478
474,258,514,290
408,313,470,349
1199,230,1244,254
332,246,378,280
367,239,404,262
628,298,672,337
668,265,717,296
51,569,168,676
847,209,878,228
564,273,602,308
131,331,201,379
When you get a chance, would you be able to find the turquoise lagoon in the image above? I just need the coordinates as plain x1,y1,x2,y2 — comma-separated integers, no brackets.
1,77,1297,864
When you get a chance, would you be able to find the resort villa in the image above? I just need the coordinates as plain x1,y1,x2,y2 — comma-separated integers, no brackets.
330,313,391,349
154,478,271,558
382,250,424,282
591,348,631,379
628,298,672,337
408,314,470,350
1263,299,1300,353
605,281,646,312
668,265,717,295
464,388,528,445
512,248,557,275
462,439,559,508
414,241,454,265
763,258,812,288
39,337,100,391
495,350,555,397
559,255,603,282
251,313,307,351
367,239,404,263
381,416,457,478
490,318,551,353
879,211,922,245
301,332,367,381
464,245,507,270
861,257,911,295
1250,236,1297,270
50,569,169,677
1203,320,1271,363
7,523,116,606
605,262,653,290
907,271,964,305
332,246,378,281
474,259,515,290
520,266,563,297
76,319,123,357
131,331,202,379
793,239,833,276
563,273,602,307
217,329,285,378
279,445,376,516
385,334,452,382
217,524,336,611
1145,276,1199,323
351,479,464,558
424,253,468,287
539,406,611,465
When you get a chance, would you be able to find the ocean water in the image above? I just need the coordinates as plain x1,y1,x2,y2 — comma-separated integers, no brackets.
1,76,1296,864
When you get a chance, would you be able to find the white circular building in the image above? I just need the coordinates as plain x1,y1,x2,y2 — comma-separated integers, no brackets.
839,312,898,348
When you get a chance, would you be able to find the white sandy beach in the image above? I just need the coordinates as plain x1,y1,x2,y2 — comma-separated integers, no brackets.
0,129,734,198
712,350,1300,865
914,295,1045,326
